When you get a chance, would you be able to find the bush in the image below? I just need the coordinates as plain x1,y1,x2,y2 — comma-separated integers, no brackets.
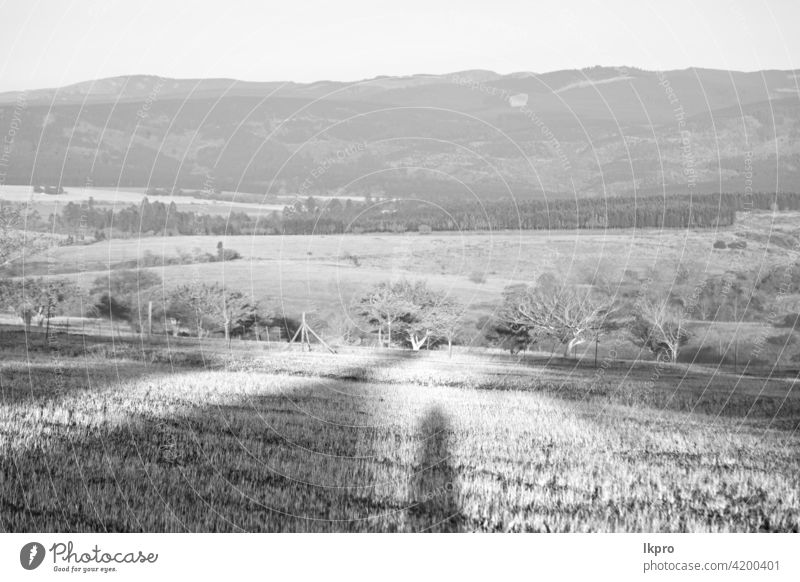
468,271,487,284
154,350,209,367
728,240,747,250
777,313,800,328
766,333,793,346
217,248,241,261
713,240,727,249
341,252,360,267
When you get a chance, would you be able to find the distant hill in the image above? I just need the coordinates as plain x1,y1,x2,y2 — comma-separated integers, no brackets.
0,67,797,199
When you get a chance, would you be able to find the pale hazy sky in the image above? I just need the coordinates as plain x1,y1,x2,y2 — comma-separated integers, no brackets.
0,0,797,91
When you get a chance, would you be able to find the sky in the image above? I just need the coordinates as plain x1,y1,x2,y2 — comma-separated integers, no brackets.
0,0,797,92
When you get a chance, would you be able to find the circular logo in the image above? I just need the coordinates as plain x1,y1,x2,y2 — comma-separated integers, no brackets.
20,542,46,570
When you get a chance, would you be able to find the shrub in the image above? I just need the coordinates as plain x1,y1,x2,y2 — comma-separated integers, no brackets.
777,313,800,328
468,271,487,284
766,333,793,346
341,252,361,267
713,240,727,249
217,248,241,261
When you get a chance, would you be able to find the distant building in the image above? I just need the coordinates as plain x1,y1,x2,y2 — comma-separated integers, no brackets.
33,185,65,195
509,93,528,108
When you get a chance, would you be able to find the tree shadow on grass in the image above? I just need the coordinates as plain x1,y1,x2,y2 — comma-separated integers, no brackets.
0,346,417,532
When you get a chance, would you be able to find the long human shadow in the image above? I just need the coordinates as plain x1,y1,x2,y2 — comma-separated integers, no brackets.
407,405,463,532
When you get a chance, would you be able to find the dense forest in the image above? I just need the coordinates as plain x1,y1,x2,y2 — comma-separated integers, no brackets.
48,191,800,239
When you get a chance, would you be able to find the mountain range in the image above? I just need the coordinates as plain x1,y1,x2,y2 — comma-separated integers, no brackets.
0,66,797,200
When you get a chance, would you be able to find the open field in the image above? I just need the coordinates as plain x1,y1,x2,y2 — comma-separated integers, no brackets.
1,332,798,532
21,211,800,310
4,210,800,532
26,207,800,276
2,212,800,532
11,210,800,368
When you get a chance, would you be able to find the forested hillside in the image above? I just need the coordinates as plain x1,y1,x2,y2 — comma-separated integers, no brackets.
0,68,797,200
37,191,800,237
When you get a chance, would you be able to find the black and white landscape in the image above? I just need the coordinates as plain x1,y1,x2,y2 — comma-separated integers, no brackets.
0,1,799,533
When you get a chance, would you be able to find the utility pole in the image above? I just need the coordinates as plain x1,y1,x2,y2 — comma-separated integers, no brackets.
733,293,739,374
594,337,599,368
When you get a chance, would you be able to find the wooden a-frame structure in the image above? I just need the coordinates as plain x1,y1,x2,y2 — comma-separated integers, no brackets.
289,312,336,353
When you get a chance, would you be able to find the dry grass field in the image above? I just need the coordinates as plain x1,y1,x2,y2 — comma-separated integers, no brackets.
0,333,798,532
3,213,800,532
13,210,800,368
20,210,800,318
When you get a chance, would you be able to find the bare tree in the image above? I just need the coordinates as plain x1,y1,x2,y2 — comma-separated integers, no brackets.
357,280,463,352
168,284,215,338
432,297,463,358
356,282,409,347
0,205,47,268
0,278,83,345
498,279,614,358
393,281,437,351
1,207,48,341
167,282,257,340
496,285,544,354
630,298,690,363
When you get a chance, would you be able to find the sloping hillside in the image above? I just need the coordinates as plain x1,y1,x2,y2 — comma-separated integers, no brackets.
0,67,797,198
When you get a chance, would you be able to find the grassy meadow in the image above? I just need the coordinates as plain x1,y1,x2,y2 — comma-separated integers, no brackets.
3,211,800,532
0,333,798,532
21,210,798,304
15,209,800,367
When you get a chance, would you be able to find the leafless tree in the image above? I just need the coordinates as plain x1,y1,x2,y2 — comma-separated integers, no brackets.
0,278,82,345
0,205,47,268
630,297,690,363
432,297,463,358
357,280,463,352
356,281,410,347
499,279,615,357
167,282,257,341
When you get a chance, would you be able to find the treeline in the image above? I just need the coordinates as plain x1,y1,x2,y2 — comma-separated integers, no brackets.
357,194,733,232
0,271,285,343
51,191,800,238
1,262,797,362
274,191,793,234
56,198,259,236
